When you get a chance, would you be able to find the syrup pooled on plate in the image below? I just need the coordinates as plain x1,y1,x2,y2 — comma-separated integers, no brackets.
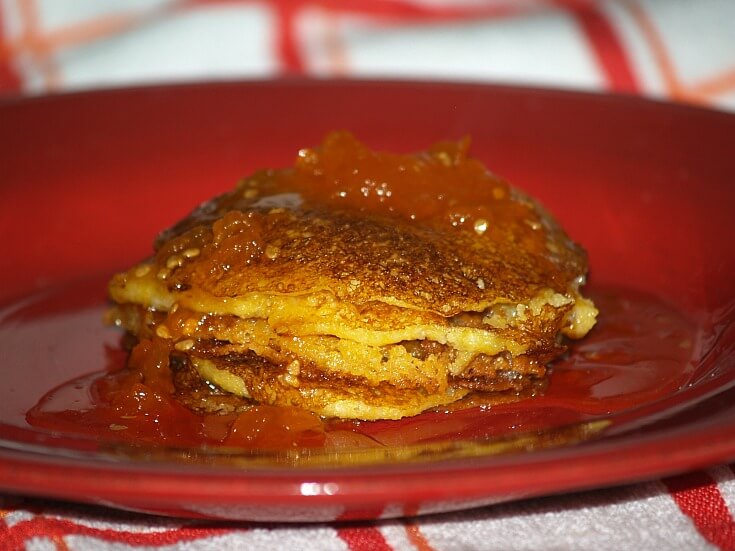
25,285,697,453
24,134,695,455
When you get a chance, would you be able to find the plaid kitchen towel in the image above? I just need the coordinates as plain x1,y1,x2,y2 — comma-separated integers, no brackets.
0,0,733,110
1,1,734,550
1,465,735,550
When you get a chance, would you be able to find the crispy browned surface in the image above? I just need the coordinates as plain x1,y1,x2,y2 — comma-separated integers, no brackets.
156,206,583,316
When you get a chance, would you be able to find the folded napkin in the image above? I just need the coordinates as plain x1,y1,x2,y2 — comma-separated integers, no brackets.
2,465,734,550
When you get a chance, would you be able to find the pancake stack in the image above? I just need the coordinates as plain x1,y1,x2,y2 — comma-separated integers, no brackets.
109,132,597,420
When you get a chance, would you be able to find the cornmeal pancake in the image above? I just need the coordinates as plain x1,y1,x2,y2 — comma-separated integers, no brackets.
109,132,597,420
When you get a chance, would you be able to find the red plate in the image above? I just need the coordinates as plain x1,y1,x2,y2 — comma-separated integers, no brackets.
1,80,734,522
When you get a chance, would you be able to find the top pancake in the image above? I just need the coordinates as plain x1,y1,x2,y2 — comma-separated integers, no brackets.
110,132,590,327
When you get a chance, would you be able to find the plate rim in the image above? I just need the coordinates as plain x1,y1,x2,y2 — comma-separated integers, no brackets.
1,78,734,519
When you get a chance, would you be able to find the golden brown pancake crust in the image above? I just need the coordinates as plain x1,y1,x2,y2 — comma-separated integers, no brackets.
155,205,584,316
149,132,587,315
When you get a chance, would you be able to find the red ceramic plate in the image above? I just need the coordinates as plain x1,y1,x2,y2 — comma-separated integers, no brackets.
1,80,734,522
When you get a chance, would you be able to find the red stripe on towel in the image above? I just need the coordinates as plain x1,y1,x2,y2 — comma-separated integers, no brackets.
0,7,22,92
558,1,639,93
337,525,393,551
664,471,735,551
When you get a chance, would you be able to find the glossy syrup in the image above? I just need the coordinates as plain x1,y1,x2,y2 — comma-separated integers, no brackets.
19,282,699,452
